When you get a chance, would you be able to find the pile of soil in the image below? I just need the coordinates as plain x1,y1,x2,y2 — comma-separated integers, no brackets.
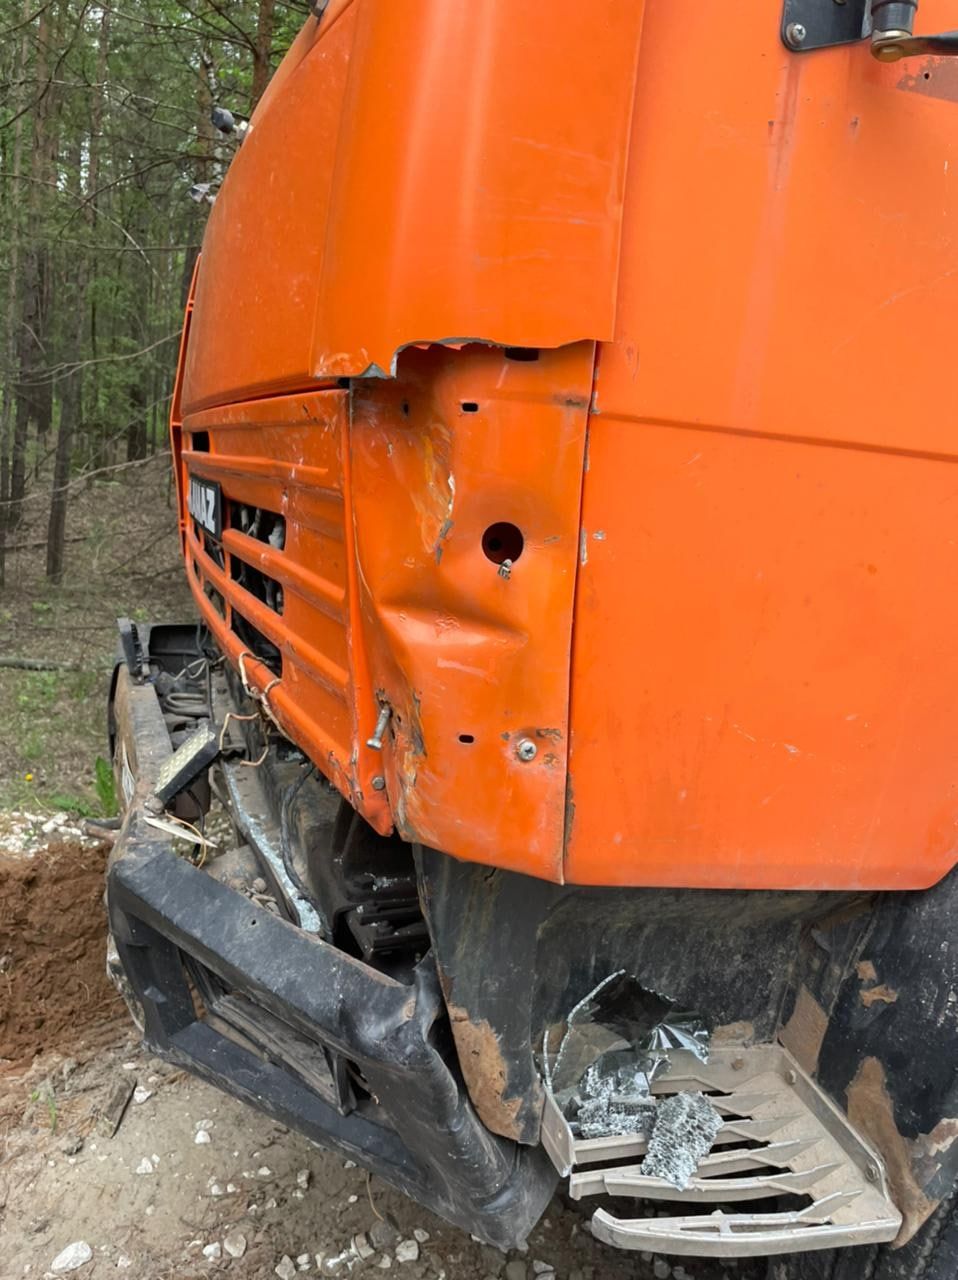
0,840,122,1065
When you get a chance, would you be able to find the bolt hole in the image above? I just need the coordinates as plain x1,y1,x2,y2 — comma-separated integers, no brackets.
924,70,932,79
458,733,475,744
482,522,524,566
250,918,258,926
461,401,479,413
401,400,410,417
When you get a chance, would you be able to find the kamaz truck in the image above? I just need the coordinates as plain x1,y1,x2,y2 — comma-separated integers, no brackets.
106,2,958,1274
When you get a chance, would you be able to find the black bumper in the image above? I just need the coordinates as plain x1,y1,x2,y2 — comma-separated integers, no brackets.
107,662,555,1248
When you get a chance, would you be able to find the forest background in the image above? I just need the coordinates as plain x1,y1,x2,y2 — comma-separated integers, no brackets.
0,0,304,810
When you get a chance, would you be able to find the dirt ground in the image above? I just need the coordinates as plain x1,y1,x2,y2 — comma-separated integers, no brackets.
0,463,758,1279
0,832,122,1066
0,824,757,1280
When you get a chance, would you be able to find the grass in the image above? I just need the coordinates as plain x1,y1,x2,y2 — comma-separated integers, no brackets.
29,1087,58,1133
0,670,106,812
0,454,194,816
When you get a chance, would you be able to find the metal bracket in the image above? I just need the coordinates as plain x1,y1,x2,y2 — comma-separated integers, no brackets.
782,0,958,59
781,0,869,53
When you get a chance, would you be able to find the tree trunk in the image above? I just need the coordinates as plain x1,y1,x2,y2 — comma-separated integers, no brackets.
125,382,147,462
251,0,277,112
46,131,86,584
9,4,54,529
45,299,83,583
0,0,31,585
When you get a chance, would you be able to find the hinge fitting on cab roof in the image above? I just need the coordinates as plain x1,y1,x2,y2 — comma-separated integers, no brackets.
781,0,958,60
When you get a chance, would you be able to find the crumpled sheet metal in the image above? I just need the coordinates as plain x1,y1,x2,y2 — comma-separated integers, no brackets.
542,972,710,1141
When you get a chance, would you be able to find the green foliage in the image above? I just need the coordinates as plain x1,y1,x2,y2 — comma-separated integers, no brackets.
0,669,106,811
29,1088,58,1133
49,793,98,817
94,755,118,817
0,0,308,521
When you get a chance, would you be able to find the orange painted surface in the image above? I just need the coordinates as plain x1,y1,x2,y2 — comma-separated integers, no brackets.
173,0,958,891
566,1,958,890
349,343,592,879
181,0,643,412
182,389,390,832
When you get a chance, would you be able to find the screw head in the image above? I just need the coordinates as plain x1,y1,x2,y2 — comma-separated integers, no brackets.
371,775,386,791
785,21,807,47
516,738,537,763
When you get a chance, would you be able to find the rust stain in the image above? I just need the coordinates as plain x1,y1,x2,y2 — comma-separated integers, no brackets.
898,57,958,105
778,985,827,1075
857,959,878,983
924,1116,958,1156
712,1020,756,1047
860,983,899,1008
847,1057,939,1245
909,1113,958,1195
407,423,454,558
447,1004,536,1141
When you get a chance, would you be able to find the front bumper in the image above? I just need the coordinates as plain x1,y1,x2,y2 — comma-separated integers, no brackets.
106,658,555,1249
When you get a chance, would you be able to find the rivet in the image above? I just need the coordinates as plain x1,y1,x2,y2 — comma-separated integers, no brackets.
516,739,537,763
785,21,807,46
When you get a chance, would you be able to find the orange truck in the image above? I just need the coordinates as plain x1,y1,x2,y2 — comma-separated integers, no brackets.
106,2,958,1273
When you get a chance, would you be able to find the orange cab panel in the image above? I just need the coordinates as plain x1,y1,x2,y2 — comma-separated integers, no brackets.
182,0,643,412
182,388,390,829
565,0,958,890
175,0,958,893
349,343,594,880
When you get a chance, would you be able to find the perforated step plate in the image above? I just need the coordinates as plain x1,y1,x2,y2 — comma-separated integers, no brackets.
541,1044,901,1258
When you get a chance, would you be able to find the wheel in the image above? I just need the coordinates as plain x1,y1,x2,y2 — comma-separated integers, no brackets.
767,1193,958,1280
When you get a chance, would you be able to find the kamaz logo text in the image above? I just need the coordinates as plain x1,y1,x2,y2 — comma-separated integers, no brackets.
188,478,220,536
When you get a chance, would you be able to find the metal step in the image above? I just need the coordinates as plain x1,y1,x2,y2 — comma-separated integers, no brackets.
541,1044,901,1258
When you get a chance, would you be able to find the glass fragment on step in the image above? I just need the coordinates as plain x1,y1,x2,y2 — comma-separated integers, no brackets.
541,971,711,1144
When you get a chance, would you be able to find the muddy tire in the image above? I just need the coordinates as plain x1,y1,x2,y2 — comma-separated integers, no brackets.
767,1192,958,1280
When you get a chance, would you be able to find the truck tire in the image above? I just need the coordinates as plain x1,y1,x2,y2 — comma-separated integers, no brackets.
767,1192,958,1280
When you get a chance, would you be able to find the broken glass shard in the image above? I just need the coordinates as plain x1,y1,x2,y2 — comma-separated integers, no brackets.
542,972,710,1141
640,1090,723,1189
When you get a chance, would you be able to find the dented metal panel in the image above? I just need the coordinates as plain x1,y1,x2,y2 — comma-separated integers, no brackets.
180,344,593,879
349,343,593,879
